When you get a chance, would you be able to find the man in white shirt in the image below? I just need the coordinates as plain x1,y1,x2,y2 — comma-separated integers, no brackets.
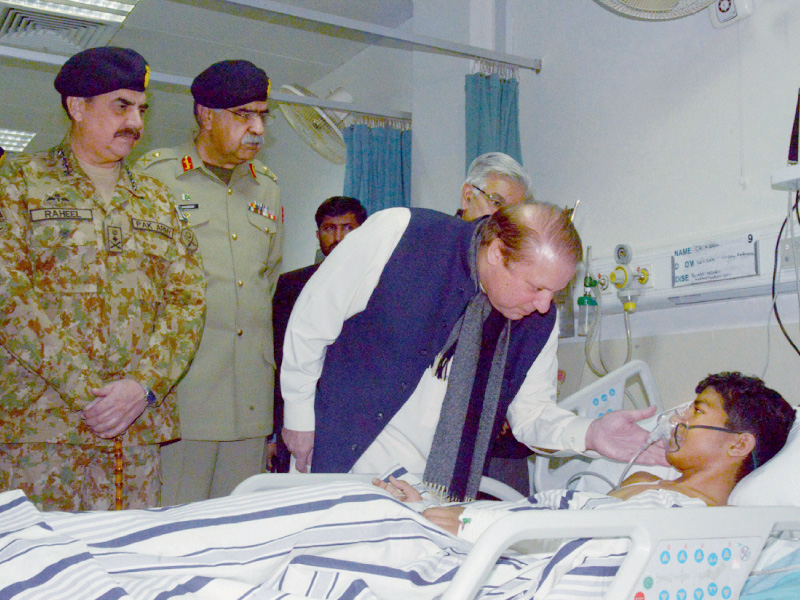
282,204,665,501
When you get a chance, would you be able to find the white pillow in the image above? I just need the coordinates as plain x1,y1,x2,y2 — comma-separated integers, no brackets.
728,407,800,506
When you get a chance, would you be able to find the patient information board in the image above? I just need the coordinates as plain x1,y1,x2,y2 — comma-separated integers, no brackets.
671,233,759,288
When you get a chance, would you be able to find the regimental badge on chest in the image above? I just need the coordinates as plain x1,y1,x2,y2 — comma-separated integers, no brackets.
105,224,123,253
43,192,72,206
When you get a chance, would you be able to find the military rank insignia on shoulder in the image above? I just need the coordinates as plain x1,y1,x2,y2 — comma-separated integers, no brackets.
252,163,277,183
136,150,161,169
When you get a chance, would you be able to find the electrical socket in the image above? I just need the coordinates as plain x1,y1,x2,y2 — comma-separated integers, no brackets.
781,239,800,269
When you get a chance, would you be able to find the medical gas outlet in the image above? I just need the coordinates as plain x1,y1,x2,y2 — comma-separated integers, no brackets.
609,266,640,312
605,245,651,313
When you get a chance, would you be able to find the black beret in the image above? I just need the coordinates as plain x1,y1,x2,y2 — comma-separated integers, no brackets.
191,60,270,109
54,47,149,97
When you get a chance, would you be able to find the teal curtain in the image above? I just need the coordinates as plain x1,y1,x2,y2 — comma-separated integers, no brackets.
343,124,412,213
465,72,522,171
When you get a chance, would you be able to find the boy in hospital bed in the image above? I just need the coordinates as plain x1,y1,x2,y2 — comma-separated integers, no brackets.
377,371,794,537
0,372,794,600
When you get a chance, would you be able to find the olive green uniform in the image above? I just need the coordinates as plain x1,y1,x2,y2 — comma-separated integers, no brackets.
0,143,206,511
136,141,281,502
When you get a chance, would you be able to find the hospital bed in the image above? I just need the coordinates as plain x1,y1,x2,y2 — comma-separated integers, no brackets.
232,360,800,600
3,364,798,599
461,361,800,599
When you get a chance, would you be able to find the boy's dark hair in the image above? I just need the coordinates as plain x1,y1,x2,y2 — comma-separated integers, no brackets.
697,372,795,479
315,196,367,228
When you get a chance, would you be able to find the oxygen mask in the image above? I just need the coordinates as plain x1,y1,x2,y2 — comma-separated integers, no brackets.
646,401,693,446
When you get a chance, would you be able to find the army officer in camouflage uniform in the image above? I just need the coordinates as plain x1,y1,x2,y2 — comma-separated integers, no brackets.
0,47,206,511
137,60,282,504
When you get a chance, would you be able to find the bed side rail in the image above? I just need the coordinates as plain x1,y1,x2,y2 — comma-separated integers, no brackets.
443,505,800,600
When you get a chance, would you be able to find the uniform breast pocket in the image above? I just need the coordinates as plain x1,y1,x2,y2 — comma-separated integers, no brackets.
182,206,211,231
247,211,278,238
30,218,99,294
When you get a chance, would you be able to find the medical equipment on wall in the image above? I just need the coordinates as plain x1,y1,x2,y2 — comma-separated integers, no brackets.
767,188,800,360
576,287,597,336
583,244,650,378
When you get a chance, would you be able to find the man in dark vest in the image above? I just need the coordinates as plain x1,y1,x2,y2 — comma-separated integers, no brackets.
282,203,666,502
269,196,367,472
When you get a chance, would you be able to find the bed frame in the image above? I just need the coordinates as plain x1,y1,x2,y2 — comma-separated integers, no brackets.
245,361,799,599
234,472,800,600
443,504,800,600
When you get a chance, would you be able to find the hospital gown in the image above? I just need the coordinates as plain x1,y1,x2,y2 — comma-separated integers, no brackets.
0,478,705,600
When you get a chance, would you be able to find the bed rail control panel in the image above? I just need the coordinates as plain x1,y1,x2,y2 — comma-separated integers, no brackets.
557,359,663,421
633,535,761,600
531,360,665,494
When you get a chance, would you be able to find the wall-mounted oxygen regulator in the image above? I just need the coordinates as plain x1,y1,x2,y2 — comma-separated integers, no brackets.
596,244,651,313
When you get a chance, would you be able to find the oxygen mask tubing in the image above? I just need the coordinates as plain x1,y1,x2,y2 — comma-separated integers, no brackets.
614,401,693,490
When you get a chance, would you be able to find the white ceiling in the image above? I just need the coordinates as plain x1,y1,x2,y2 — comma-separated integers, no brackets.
0,0,413,154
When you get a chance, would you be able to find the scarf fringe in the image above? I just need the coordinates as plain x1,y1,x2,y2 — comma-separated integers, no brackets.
423,480,475,504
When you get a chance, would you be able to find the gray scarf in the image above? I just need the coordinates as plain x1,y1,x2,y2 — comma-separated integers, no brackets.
423,225,511,502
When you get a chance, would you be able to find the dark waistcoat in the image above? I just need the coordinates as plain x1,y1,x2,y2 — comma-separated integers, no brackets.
312,208,556,472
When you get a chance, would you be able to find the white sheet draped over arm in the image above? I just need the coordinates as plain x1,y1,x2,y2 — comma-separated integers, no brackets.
281,208,411,432
506,320,593,453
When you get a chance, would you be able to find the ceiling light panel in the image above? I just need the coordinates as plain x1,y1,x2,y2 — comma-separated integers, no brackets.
0,0,138,23
0,128,36,152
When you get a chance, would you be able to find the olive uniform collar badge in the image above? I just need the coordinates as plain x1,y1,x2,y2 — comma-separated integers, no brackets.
181,156,194,172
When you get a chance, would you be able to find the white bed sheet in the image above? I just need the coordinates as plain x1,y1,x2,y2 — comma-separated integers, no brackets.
0,482,706,600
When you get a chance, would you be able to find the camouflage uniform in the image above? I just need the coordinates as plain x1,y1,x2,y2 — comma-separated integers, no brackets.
0,143,206,511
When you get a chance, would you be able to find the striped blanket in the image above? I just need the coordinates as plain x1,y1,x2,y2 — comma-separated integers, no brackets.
0,482,703,599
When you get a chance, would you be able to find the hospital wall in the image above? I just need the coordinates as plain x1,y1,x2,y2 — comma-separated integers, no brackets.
270,0,799,407
408,0,800,407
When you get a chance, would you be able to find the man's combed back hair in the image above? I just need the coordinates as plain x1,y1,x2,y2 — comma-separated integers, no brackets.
697,372,795,478
464,152,534,202
480,202,583,268
315,196,367,228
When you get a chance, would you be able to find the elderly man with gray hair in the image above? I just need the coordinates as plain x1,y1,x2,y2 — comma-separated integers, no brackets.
459,152,533,221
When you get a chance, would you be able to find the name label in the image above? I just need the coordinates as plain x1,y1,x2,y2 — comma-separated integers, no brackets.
30,208,92,222
132,218,174,239
671,234,758,288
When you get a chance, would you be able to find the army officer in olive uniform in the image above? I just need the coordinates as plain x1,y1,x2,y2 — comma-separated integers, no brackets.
137,60,282,504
